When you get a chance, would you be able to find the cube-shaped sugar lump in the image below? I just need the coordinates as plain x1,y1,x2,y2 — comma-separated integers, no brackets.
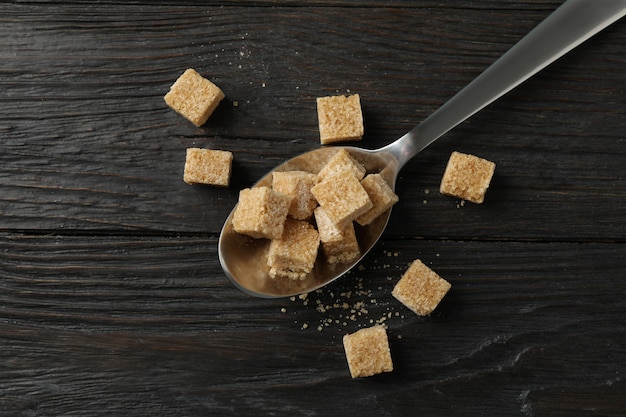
392,259,451,316
164,68,225,127
232,186,290,240
343,325,393,378
355,173,399,226
272,171,318,220
314,207,360,264
317,148,366,182
440,151,496,204
316,94,364,145
311,170,372,227
268,219,320,280
183,148,232,186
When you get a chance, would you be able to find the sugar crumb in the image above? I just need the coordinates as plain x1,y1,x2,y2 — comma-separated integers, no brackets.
279,250,408,332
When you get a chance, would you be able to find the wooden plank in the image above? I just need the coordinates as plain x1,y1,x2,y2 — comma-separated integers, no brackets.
2,1,563,8
1,233,624,415
1,3,624,239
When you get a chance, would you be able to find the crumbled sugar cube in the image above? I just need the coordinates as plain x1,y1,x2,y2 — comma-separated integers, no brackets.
316,94,364,145
314,206,360,264
164,68,225,127
355,173,399,226
268,219,320,280
183,148,232,186
232,186,290,239
310,171,373,227
343,325,393,378
272,171,318,220
392,259,451,316
439,151,496,204
317,148,366,182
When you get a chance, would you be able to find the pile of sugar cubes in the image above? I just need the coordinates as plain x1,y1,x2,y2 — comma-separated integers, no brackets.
231,148,399,279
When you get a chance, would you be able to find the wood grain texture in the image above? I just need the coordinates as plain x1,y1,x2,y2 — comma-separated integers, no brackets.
1,235,625,416
1,2,624,239
1,1,625,416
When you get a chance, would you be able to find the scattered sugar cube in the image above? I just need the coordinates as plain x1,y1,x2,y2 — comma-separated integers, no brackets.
232,186,290,240
317,148,366,182
183,148,232,186
440,151,496,204
343,325,393,378
311,171,373,227
392,259,451,316
268,219,320,280
272,171,318,220
316,94,364,145
164,68,225,127
314,206,360,264
355,173,399,226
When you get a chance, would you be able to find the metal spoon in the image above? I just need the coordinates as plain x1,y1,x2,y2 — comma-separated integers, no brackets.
219,0,626,298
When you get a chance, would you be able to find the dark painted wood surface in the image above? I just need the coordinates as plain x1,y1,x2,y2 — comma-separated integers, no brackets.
1,1,625,416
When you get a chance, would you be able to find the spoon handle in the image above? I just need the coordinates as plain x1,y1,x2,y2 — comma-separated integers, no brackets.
384,0,626,168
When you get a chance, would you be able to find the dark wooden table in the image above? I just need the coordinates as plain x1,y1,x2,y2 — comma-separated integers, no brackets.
2,1,625,415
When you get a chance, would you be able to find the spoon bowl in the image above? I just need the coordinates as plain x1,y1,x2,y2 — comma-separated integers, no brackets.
219,145,398,297
219,0,626,298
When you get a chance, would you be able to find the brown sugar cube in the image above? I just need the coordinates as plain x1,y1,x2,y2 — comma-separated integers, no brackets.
314,207,360,264
392,259,451,316
183,148,233,186
310,171,373,227
317,148,366,183
439,151,496,204
272,171,318,220
343,325,393,378
355,173,399,226
232,186,290,240
268,219,320,280
164,68,225,127
316,94,364,145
